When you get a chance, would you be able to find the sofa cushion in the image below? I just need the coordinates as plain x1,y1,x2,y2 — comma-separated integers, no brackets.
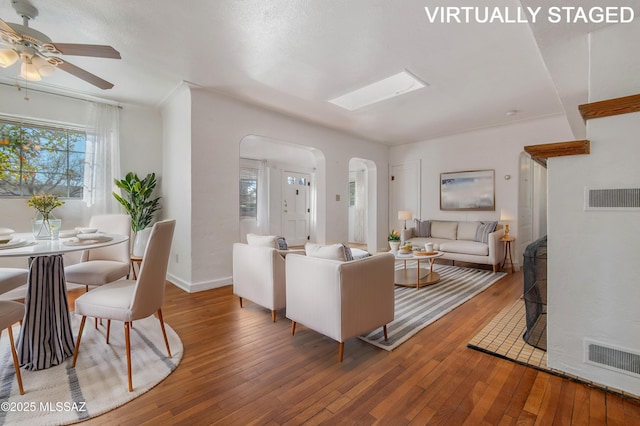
430,221,457,240
247,233,277,248
457,221,480,241
351,248,371,260
474,221,498,243
439,240,489,256
414,219,431,237
305,243,347,261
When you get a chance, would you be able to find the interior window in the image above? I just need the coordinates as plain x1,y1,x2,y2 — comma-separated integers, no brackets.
239,167,258,220
0,118,86,198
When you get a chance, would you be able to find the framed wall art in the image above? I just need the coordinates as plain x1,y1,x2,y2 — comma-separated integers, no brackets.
440,169,495,211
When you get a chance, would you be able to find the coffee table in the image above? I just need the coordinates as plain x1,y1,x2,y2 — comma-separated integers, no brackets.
394,251,445,289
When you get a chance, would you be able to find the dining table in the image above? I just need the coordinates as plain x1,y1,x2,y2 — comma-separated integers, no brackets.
0,232,129,370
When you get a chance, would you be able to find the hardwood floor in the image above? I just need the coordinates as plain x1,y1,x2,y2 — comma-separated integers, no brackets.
69,269,640,425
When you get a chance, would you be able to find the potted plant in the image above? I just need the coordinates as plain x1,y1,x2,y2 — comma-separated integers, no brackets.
113,172,161,256
388,229,401,252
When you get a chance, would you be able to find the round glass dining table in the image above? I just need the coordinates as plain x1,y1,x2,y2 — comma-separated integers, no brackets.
0,233,129,370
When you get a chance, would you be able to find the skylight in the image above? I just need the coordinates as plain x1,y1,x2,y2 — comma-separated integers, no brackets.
329,70,427,111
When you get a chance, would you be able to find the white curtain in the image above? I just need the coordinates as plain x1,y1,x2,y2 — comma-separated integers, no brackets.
83,103,121,214
256,160,269,234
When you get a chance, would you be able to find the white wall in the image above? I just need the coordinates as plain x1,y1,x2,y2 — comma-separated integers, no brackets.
0,85,162,268
161,84,192,289
389,115,573,267
167,85,389,291
547,21,640,396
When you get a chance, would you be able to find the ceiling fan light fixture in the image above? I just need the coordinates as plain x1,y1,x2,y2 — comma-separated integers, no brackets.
20,59,41,81
0,48,19,68
32,56,55,77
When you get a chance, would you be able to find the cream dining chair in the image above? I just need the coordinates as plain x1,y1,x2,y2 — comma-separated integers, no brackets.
72,219,175,392
0,300,25,395
0,268,28,297
64,214,131,292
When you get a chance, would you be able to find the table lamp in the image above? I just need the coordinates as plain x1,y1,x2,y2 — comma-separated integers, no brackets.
398,210,412,230
500,210,513,239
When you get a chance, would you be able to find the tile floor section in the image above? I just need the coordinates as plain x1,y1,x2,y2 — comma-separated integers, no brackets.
468,299,639,401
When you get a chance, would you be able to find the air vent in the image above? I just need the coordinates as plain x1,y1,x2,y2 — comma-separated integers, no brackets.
585,187,640,211
585,339,640,377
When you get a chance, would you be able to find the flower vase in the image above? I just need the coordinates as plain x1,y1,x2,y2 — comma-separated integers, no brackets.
32,213,62,240
389,241,400,252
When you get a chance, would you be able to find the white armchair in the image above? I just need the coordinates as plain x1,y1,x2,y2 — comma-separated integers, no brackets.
232,243,287,322
286,252,395,361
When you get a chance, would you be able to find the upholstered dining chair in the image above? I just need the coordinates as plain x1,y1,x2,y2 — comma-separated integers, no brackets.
64,214,131,292
0,268,28,296
0,300,25,394
72,219,175,392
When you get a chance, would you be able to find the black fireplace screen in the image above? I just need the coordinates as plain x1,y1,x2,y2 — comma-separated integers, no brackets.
523,235,547,350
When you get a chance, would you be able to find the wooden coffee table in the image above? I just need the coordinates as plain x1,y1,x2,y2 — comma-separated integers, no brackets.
394,251,445,289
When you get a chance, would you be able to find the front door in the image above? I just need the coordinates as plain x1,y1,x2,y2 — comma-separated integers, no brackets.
282,171,310,246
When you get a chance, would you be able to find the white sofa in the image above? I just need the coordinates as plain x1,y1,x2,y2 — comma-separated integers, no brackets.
286,252,395,361
402,220,505,272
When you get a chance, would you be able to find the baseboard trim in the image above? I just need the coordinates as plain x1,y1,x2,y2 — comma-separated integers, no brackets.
166,273,232,293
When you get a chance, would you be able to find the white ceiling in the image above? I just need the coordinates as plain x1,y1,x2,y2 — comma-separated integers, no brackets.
1,0,638,145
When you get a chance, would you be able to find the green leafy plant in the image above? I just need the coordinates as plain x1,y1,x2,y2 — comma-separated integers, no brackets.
113,172,161,232
388,229,400,241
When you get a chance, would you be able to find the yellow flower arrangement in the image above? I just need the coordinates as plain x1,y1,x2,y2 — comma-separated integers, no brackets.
388,229,400,241
27,194,64,220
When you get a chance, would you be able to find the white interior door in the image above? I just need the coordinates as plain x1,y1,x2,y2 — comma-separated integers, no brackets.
282,171,310,246
390,161,421,232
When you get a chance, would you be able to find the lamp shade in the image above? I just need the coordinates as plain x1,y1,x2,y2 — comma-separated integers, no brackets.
398,210,412,221
20,60,41,82
0,49,18,68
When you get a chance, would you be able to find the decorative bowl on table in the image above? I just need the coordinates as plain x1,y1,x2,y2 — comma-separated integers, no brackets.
0,228,14,244
76,227,98,234
398,248,412,255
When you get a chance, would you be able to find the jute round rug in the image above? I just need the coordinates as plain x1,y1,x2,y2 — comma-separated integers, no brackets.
0,313,183,425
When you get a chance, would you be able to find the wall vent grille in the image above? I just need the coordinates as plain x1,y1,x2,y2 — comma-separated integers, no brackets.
585,339,640,377
585,188,640,210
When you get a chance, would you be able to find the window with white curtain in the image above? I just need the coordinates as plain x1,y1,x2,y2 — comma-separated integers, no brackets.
0,117,86,197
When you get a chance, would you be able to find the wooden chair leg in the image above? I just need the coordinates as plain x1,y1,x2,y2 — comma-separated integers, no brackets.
72,316,87,368
125,322,133,392
239,297,243,308
157,309,172,358
7,327,24,395
338,342,344,362
383,324,388,341
271,310,276,322
291,321,296,335
106,320,111,344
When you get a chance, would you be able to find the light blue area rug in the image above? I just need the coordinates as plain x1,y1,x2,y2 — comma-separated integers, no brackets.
360,264,506,351
0,314,183,425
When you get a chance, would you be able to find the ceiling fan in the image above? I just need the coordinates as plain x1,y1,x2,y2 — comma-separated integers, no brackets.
0,0,120,89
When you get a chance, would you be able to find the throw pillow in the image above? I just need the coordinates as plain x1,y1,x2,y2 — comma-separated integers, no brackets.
246,233,278,248
305,243,347,261
474,221,498,243
341,243,354,261
414,219,431,237
276,237,288,250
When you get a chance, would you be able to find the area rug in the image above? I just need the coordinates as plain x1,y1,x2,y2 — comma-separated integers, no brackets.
466,299,639,400
0,313,183,425
360,264,506,351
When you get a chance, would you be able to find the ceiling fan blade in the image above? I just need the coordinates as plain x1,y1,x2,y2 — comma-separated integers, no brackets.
0,17,20,39
49,43,121,59
56,60,114,90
